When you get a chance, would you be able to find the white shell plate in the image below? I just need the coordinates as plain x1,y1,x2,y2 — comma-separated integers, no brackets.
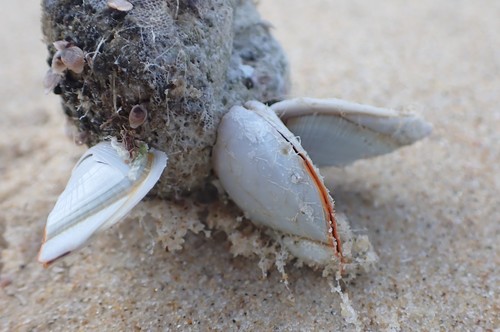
213,102,334,246
38,141,167,265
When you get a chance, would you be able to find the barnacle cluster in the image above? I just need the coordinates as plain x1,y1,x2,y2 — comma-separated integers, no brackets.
42,0,289,198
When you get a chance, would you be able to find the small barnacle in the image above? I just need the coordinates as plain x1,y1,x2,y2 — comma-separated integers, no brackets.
60,46,85,74
51,52,66,74
43,69,62,94
107,0,133,12
51,41,85,74
129,105,148,129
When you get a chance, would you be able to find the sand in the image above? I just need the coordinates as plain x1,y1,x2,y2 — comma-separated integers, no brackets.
1,1,498,331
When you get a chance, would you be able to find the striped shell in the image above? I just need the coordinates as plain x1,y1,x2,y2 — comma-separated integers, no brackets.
38,141,167,266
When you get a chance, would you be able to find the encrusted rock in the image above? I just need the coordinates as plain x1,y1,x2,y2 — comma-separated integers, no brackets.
42,0,289,198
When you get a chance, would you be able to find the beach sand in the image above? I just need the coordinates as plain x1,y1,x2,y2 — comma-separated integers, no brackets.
1,1,498,330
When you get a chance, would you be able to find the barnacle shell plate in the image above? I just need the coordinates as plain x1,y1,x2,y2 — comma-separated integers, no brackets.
213,101,339,261
38,142,167,266
272,98,433,167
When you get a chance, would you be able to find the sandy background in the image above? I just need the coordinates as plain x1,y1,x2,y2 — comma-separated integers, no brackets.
1,0,499,331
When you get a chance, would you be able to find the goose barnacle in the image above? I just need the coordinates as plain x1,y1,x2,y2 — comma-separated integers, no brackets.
40,0,431,273
38,141,167,266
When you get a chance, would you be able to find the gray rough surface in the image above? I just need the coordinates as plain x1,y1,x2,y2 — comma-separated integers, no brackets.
42,0,288,198
0,0,499,331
